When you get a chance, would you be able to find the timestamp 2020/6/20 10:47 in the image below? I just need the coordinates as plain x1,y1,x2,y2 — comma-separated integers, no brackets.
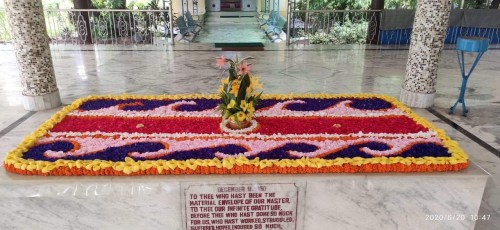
425,214,491,221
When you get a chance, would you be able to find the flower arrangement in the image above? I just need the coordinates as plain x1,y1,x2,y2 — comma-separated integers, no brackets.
215,55,263,128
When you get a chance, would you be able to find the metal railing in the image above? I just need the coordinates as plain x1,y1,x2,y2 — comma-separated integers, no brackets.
287,9,381,45
1,8,174,47
3,7,498,49
286,9,500,47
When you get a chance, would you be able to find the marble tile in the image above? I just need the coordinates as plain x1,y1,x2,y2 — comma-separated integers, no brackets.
0,183,183,230
0,52,26,130
0,107,29,132
304,174,486,230
411,109,500,229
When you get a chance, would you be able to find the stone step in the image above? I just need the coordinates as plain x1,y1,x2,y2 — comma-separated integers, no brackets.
199,24,263,33
196,11,267,43
204,23,260,28
205,11,257,17
206,16,256,20
195,23,269,43
205,18,257,23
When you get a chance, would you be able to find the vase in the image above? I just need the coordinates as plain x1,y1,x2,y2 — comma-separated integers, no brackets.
227,120,252,130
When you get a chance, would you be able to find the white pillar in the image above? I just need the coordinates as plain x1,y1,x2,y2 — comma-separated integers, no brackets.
400,0,452,108
5,0,62,111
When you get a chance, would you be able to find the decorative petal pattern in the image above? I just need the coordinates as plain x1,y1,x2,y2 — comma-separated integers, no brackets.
3,94,469,176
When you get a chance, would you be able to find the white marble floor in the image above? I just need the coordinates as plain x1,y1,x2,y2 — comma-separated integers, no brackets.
0,46,499,229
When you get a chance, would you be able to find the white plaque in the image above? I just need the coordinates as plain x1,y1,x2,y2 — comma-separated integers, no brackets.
183,183,299,230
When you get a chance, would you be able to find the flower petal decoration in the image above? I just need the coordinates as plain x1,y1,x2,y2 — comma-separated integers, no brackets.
215,55,226,69
237,61,251,76
3,94,468,176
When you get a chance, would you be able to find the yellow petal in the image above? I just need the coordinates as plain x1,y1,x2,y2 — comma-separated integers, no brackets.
187,161,198,170
132,165,140,172
125,157,135,163
27,164,37,171
100,162,113,168
222,159,234,169
115,164,125,171
123,167,132,174
177,161,187,170
166,161,178,170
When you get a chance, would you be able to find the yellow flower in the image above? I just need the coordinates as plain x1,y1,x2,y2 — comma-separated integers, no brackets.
235,111,246,121
227,100,236,109
218,78,230,93
250,76,263,90
247,101,255,113
229,115,236,122
246,86,253,95
245,111,253,121
240,100,248,111
230,79,241,95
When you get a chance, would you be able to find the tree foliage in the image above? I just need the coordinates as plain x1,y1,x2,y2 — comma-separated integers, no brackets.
91,0,126,9
296,0,371,10
294,0,494,10
384,0,416,9
301,21,368,44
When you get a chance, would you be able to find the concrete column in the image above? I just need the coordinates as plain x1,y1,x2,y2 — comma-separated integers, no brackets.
400,0,452,108
5,0,62,111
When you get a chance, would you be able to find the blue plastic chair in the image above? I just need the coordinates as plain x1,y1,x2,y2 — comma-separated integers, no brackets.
449,36,489,116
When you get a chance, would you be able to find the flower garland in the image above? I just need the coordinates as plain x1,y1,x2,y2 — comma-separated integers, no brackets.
3,94,469,176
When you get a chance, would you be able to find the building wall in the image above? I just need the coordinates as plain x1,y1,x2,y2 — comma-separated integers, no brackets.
172,0,207,16
170,0,287,15
256,0,288,15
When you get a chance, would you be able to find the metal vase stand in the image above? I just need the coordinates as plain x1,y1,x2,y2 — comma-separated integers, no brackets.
449,36,489,116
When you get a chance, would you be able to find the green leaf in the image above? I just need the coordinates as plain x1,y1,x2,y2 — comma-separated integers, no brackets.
220,92,229,104
228,68,236,81
217,104,227,111
236,74,250,103
228,92,237,101
253,91,263,104
241,56,254,61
